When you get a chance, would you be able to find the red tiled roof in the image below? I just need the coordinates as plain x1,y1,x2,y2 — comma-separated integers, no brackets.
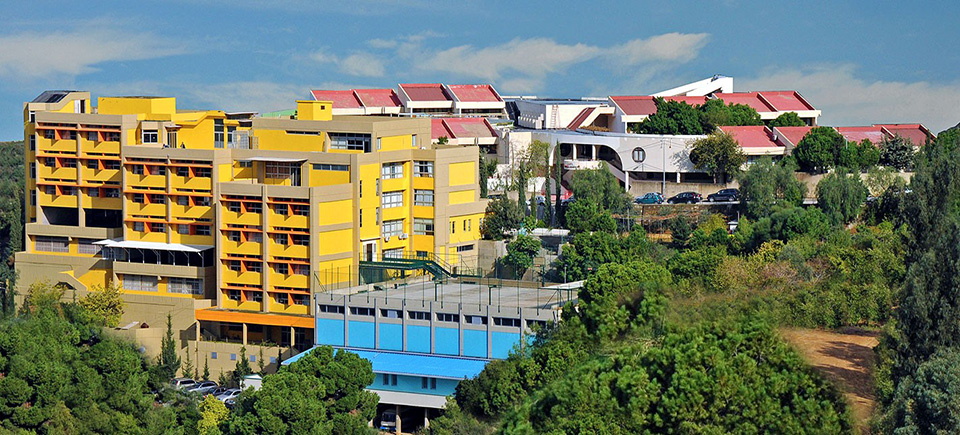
835,126,885,144
713,92,777,113
611,95,707,116
436,118,496,139
773,126,813,146
354,89,401,107
567,107,596,130
400,83,451,102
759,91,815,111
310,90,362,109
665,96,708,106
446,84,502,102
719,125,781,148
877,124,932,146
431,119,455,140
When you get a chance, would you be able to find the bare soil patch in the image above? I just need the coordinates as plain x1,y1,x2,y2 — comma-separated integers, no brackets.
780,327,879,433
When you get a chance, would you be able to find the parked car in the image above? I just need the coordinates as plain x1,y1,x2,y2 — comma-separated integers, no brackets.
635,192,664,204
208,387,230,398
185,381,218,395
706,188,740,202
215,388,242,402
667,192,702,204
379,409,398,431
171,378,197,390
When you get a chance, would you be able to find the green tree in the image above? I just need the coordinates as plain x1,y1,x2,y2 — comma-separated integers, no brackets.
668,214,692,246
564,200,615,234
770,112,806,127
737,157,807,219
197,394,228,434
543,147,554,226
203,357,210,381
479,150,498,198
700,99,762,127
836,141,860,170
504,234,541,278
688,131,746,183
556,230,651,281
514,140,549,216
633,98,707,135
553,156,563,226
437,136,449,145
857,139,881,169
884,349,960,434
793,126,845,173
257,347,266,375
568,166,630,213
480,197,523,240
158,313,181,380
880,135,915,171
183,343,195,380
224,346,378,434
816,169,868,225
427,398,493,435
578,261,669,340
231,346,253,388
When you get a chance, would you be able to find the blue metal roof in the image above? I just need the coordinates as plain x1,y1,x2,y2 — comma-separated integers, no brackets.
282,347,489,380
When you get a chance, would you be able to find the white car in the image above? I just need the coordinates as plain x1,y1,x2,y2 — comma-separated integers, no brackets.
171,378,197,390
215,388,242,402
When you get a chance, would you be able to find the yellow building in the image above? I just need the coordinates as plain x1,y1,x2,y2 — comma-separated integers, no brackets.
16,91,487,369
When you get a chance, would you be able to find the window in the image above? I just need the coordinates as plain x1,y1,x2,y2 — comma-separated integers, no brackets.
211,352,218,360
44,129,54,139
228,261,242,272
381,162,403,179
274,263,289,274
381,191,403,208
245,202,261,213
382,219,403,238
228,231,241,242
30,191,36,206
104,160,121,170
142,130,159,143
408,311,429,321
292,234,309,246
178,224,189,235
465,315,487,325
414,161,433,177
87,160,98,170
178,196,189,206
383,249,403,259
77,239,101,255
273,204,288,215
350,307,374,316
30,163,35,179
149,223,165,233
248,291,263,303
382,374,390,386
28,111,35,123
63,131,76,140
106,132,120,142
45,185,55,195
291,294,308,305
227,290,241,301
176,167,189,177
249,354,256,363
457,244,475,253
381,309,401,319
29,136,35,150
131,165,144,175
273,234,287,245
151,165,166,176
149,194,166,204
133,222,145,232
214,119,224,148
632,147,646,163
196,197,211,207
195,225,211,236
248,232,262,243
318,304,345,314
169,278,203,295
451,221,455,234
194,167,211,178
431,378,437,390
62,158,77,168
275,293,289,304
414,189,434,207
329,132,371,151
62,186,76,196
413,218,434,236
246,262,262,273
105,188,120,198
123,274,158,292
412,134,418,148
237,160,253,168
292,264,309,276
35,236,68,253
230,353,237,361
87,187,99,197
422,377,429,389
292,205,309,216
377,137,381,150
494,317,522,328
437,313,459,323
312,163,349,171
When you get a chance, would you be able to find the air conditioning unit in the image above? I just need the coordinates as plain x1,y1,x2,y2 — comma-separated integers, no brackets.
398,233,408,240
384,236,390,242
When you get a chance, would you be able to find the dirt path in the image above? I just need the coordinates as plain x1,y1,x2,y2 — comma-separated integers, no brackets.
779,327,879,433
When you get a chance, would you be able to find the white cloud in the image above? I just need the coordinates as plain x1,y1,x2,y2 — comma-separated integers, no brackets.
606,33,709,65
309,49,338,64
0,28,184,79
740,65,960,133
340,53,386,77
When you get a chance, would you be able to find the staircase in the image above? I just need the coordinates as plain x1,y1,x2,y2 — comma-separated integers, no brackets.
359,251,482,283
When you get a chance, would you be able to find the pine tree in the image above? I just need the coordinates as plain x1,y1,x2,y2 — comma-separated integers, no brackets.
544,147,554,226
257,347,266,374
202,357,210,381
183,343,194,380
232,346,253,387
158,314,180,379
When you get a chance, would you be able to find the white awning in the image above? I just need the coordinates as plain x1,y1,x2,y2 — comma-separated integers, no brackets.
94,239,213,253
243,156,306,163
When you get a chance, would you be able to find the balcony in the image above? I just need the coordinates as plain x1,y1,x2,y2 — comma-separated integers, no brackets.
81,194,122,209
169,233,215,246
39,166,78,181
38,191,78,208
267,242,309,259
220,295,263,312
39,139,77,153
171,174,212,191
81,168,121,183
221,268,262,286
221,209,262,226
221,239,262,256
269,272,309,289
126,201,166,217
81,140,120,155
268,213,309,229
127,173,166,189
170,203,214,220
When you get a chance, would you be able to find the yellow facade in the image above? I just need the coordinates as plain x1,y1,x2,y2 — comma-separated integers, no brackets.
18,90,487,351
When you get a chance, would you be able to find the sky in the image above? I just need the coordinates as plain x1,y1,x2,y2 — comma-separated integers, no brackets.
1,1,959,140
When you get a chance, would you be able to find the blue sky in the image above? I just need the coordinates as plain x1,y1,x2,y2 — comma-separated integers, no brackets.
2,1,958,140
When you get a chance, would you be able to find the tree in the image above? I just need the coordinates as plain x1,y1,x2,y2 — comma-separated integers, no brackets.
884,349,960,434
857,139,881,169
816,169,868,225
479,150,498,198
231,346,253,388
688,131,746,183
770,112,806,127
158,313,181,380
504,234,540,278
437,136,449,145
257,347,266,375
793,126,844,173
577,261,669,339
568,166,630,213
543,147,554,226
701,99,762,127
480,197,523,240
224,346,378,434
203,357,210,381
633,98,707,135
864,166,904,197
428,398,493,435
564,200,615,234
880,135,915,171
197,394,229,434
737,157,806,219
514,140,549,216
668,214,692,246
183,342,195,381
553,156,563,226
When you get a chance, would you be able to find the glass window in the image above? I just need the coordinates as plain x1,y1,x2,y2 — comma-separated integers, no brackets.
35,236,68,253
142,130,159,143
168,278,203,295
381,191,403,208
195,225,211,236
381,162,403,179
328,132,370,151
414,161,433,177
413,218,434,236
382,219,403,238
312,163,349,171
133,222,145,232
414,189,434,207
123,274,158,292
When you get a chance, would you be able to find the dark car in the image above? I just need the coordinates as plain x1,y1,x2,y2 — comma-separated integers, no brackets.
706,188,740,202
634,192,664,204
667,192,702,204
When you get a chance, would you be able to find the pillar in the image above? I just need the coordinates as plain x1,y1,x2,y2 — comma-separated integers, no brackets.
424,408,430,429
290,326,296,348
395,405,402,435
195,322,201,342
242,323,248,345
